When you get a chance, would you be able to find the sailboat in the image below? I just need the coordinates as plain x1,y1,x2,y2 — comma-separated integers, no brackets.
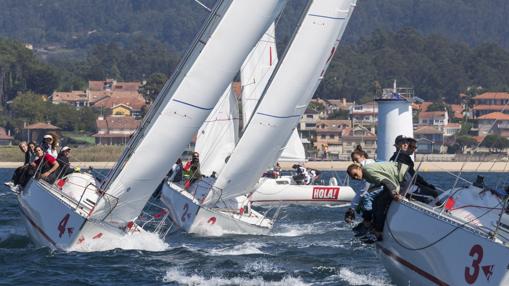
196,18,355,208
13,0,286,250
161,0,358,236
372,85,509,285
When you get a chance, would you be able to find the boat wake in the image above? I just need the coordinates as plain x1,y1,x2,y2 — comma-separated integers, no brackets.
163,267,309,286
207,242,266,256
70,231,169,252
272,222,346,237
338,268,393,286
0,228,31,248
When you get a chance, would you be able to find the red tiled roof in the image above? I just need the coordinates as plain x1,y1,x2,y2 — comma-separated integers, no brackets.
96,116,140,130
444,123,461,128
472,105,507,111
25,122,60,130
415,101,433,112
419,111,446,119
0,127,13,140
473,92,509,100
89,80,140,92
52,90,87,102
477,112,509,121
415,126,442,134
93,93,146,110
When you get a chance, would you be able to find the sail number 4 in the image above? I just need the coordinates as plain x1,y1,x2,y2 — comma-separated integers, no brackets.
465,244,494,284
57,213,73,238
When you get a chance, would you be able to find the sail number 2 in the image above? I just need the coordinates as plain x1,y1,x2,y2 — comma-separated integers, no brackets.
465,244,484,284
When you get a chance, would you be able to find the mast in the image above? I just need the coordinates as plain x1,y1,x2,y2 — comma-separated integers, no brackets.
91,0,288,224
204,0,358,205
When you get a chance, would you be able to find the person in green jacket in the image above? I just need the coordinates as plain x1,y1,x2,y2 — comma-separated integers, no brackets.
347,161,410,242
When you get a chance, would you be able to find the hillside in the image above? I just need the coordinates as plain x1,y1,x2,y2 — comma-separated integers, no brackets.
0,0,508,51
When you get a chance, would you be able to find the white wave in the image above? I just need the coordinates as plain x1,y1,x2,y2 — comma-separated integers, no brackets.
70,230,169,252
272,222,345,237
0,228,23,242
243,260,284,273
338,268,392,286
207,242,266,256
163,267,309,286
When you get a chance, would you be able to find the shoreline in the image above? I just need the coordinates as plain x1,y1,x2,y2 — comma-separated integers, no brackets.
0,161,508,172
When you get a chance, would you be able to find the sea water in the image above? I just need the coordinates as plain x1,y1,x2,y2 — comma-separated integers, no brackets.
0,169,507,285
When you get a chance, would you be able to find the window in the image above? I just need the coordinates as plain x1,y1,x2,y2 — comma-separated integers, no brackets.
321,135,326,139
306,115,314,118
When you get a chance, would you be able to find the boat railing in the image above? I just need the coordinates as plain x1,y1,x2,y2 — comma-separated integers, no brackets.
137,200,174,239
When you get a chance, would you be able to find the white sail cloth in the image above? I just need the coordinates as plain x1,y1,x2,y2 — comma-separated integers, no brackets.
195,85,239,176
279,129,306,162
92,0,288,224
204,0,357,205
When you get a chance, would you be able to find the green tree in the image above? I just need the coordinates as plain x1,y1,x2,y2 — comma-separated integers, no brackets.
139,72,168,102
481,135,509,152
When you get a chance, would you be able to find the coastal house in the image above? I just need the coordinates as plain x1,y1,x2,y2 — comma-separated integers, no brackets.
472,92,509,117
51,90,89,108
298,107,321,143
418,111,449,131
93,116,140,145
414,125,444,154
477,112,509,138
350,102,377,128
314,119,351,156
340,126,377,156
92,92,146,119
0,127,13,145
23,122,60,143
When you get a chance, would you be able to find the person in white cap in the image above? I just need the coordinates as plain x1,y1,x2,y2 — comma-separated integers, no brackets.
42,134,58,158
55,146,75,179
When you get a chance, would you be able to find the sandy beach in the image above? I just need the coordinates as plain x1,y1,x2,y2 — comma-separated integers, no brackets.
1,161,508,172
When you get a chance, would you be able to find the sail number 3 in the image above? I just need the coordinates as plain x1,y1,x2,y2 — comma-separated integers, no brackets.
465,244,494,284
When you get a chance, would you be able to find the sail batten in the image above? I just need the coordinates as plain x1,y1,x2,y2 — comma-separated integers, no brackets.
91,0,288,224
205,0,357,205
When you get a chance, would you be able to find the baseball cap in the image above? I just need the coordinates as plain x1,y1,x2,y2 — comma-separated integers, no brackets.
61,146,71,152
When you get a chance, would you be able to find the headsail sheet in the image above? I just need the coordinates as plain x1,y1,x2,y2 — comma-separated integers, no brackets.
205,0,357,204
92,0,288,224
195,85,239,176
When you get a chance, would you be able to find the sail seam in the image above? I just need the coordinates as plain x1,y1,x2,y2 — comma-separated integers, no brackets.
307,14,346,20
173,99,214,111
256,112,301,119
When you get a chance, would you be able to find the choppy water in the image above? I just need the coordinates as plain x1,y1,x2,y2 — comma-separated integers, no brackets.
0,168,507,285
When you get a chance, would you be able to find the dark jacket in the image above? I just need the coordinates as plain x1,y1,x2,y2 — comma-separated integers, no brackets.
390,150,435,189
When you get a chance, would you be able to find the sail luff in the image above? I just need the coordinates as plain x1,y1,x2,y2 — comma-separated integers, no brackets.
205,0,357,205
91,0,288,224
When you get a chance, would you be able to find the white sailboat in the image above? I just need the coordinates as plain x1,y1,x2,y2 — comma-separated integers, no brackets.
161,0,358,236
14,0,286,250
372,86,509,285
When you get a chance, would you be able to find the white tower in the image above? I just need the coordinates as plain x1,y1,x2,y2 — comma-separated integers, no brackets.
376,81,415,161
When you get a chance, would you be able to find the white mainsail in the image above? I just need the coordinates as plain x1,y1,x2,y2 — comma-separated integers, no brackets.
195,85,239,176
92,0,287,224
204,0,357,205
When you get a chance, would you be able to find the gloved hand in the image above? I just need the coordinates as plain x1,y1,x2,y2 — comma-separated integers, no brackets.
344,208,355,223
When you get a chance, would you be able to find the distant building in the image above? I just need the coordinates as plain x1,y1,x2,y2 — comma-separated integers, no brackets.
314,119,351,155
341,126,377,156
418,111,449,131
0,127,13,145
350,102,377,128
477,112,509,138
23,122,61,143
93,116,140,145
414,125,444,154
472,92,509,117
298,107,321,143
93,92,146,118
51,90,89,108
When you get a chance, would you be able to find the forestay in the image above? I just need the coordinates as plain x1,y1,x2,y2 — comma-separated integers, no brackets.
195,84,239,177
204,0,357,204
91,0,288,224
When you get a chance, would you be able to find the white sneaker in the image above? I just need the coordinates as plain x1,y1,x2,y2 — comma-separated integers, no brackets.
4,181,14,188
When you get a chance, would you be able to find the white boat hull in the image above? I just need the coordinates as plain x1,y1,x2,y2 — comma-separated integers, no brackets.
17,174,141,251
160,180,273,236
249,177,355,206
378,199,509,286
